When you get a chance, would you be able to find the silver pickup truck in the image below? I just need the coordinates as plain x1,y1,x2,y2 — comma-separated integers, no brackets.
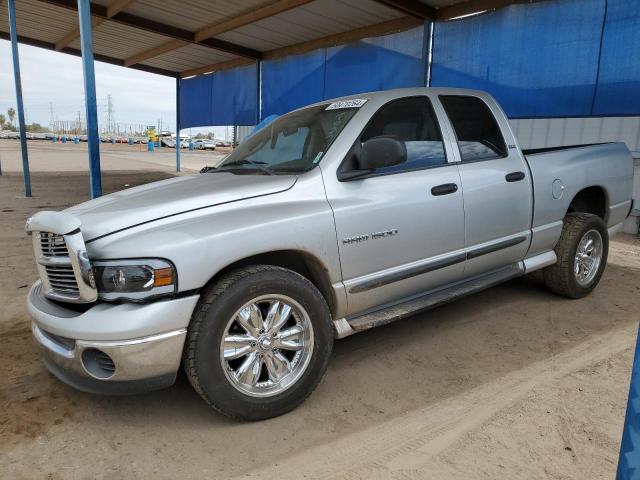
26,88,634,420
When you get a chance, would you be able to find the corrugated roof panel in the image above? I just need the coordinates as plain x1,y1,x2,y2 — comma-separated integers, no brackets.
215,0,404,51
114,0,272,33
141,43,238,71
67,21,180,60
0,0,80,43
1,0,477,78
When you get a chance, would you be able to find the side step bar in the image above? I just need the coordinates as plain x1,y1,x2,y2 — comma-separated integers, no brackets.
335,263,525,338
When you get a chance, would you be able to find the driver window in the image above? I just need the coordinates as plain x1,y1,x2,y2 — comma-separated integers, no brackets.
361,97,447,174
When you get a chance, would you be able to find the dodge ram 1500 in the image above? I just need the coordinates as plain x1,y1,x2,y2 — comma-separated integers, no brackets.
26,88,634,420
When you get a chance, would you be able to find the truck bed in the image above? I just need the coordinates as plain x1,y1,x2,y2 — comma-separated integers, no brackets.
524,142,633,232
522,142,611,156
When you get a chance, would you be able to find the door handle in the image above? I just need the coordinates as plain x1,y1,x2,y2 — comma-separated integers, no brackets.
431,183,458,196
505,171,526,182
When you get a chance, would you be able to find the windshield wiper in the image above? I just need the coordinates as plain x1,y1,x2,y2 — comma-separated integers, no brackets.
219,159,274,175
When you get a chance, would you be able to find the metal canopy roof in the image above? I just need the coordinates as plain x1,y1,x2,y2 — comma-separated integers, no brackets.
1,0,537,78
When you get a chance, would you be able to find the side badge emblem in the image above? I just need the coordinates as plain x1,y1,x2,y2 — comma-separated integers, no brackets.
343,229,398,245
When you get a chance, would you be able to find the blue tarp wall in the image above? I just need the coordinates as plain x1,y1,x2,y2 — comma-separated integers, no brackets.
180,0,640,126
180,63,258,128
431,0,640,118
592,0,640,115
431,0,604,118
262,26,427,119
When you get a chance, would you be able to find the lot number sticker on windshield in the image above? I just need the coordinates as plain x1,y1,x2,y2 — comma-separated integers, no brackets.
326,99,368,110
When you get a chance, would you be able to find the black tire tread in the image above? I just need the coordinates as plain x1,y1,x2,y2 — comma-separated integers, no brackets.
543,213,607,298
183,264,331,420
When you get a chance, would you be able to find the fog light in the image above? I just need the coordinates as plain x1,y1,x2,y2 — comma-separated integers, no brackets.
81,348,116,379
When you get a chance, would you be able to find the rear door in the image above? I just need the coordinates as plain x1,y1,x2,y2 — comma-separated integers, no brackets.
438,94,533,277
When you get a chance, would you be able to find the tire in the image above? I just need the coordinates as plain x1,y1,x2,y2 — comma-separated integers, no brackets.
543,213,609,299
183,265,333,420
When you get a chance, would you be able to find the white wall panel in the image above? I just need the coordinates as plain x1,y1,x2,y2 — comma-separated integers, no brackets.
510,117,640,153
511,116,639,234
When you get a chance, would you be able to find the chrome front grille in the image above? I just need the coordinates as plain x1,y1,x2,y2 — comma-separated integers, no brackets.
45,264,80,296
40,232,69,257
31,228,97,304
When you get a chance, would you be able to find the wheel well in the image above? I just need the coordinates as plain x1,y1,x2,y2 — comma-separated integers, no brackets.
211,250,337,317
567,186,607,220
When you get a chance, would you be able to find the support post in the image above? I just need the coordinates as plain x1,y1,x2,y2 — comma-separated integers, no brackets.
176,76,181,172
7,0,32,197
256,59,262,125
77,0,102,198
617,325,640,479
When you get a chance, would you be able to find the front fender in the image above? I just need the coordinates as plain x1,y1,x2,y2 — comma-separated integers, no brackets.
86,171,343,295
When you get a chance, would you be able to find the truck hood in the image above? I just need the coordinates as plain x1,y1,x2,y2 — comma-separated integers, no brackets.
66,172,297,241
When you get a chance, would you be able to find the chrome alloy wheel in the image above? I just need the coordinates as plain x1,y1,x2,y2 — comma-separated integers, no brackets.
220,294,314,397
574,229,603,286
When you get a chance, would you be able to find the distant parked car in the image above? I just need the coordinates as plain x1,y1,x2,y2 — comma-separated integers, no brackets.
162,137,191,148
214,139,232,147
193,139,216,150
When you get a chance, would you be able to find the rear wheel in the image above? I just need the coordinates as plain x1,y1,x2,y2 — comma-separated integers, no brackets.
543,213,608,298
184,265,333,420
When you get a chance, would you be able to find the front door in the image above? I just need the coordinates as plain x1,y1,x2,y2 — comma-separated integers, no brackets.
324,96,466,316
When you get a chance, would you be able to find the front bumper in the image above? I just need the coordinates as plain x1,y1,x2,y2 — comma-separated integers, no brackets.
27,282,199,395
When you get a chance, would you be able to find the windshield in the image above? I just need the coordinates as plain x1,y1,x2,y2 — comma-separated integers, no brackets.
215,103,359,174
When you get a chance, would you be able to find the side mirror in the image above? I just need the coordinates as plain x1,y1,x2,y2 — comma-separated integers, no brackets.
358,136,407,171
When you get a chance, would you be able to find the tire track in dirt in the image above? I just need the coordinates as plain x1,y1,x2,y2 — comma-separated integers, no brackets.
238,323,635,480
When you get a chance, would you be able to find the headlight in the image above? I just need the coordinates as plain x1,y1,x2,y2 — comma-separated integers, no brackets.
93,259,177,302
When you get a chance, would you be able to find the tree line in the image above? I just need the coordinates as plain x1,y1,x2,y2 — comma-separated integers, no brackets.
0,107,49,133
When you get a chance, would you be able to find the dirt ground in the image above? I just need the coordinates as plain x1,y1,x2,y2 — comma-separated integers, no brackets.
1,146,639,479
0,139,228,174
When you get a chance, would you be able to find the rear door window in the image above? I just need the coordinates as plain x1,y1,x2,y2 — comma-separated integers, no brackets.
361,97,447,174
439,95,507,162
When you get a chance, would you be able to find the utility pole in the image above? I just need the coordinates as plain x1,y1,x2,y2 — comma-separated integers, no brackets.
49,102,55,132
106,94,114,134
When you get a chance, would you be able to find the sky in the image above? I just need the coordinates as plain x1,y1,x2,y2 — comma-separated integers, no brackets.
0,39,227,137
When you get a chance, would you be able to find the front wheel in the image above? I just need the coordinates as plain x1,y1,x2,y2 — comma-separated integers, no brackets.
543,213,608,299
183,265,333,420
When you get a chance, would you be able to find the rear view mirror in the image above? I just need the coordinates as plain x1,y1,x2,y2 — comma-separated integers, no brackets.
282,125,299,137
358,137,407,171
